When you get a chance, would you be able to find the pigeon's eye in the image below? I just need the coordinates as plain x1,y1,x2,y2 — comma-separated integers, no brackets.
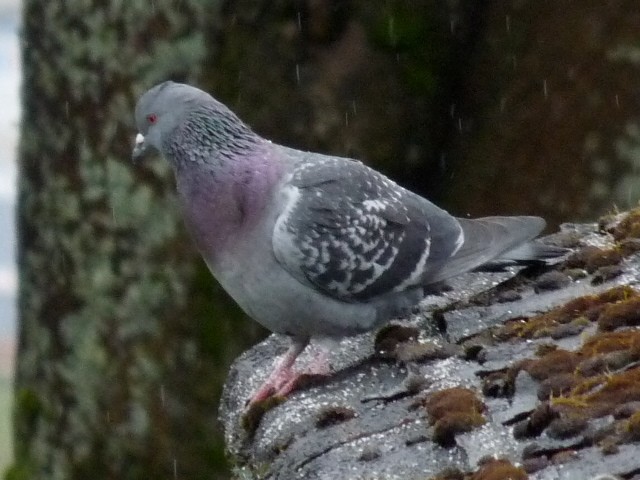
146,114,158,124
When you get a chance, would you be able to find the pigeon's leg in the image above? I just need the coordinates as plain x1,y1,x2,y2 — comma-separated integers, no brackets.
274,347,331,397
248,338,309,406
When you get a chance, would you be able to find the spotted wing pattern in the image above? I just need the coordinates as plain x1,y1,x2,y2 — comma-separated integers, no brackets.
272,154,463,302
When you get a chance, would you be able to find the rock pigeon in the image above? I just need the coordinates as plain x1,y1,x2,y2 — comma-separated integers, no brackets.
132,81,561,406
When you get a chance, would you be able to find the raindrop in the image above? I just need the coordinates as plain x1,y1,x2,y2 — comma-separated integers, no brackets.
345,111,349,126
543,79,548,99
450,104,456,118
297,11,302,31
351,100,357,115
295,64,301,85
173,458,178,479
500,96,507,112
457,117,462,132
160,384,165,408
615,94,620,109
65,102,69,118
106,410,110,423
505,15,511,33
450,18,456,34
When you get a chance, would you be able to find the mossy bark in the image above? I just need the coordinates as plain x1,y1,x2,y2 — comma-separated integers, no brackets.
10,1,265,479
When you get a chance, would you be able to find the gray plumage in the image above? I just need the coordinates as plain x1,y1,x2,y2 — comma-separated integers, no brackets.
133,81,561,402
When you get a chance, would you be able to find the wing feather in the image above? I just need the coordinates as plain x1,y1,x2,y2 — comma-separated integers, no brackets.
272,154,462,302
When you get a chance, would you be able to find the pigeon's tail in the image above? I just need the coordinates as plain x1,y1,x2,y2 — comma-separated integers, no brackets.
498,241,568,262
429,216,556,283
477,241,568,271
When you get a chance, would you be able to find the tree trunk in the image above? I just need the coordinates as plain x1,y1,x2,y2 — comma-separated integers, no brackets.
9,1,259,479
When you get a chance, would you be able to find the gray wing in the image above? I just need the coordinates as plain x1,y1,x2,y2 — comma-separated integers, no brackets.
272,154,464,302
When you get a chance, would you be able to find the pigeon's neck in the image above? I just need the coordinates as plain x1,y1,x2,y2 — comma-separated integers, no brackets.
173,141,284,258
166,104,263,169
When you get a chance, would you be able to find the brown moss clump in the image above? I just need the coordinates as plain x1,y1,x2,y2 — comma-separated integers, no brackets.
619,238,640,256
485,348,583,401
374,323,420,355
502,328,640,444
241,395,286,436
481,370,515,398
564,245,624,273
543,366,640,427
423,387,486,447
625,410,640,440
546,414,588,439
430,459,529,480
574,330,640,376
427,467,465,480
494,285,638,340
425,387,485,420
521,349,582,381
432,411,487,447
469,459,528,480
597,296,640,331
607,207,640,241
513,402,559,439
315,405,356,428
579,330,640,356
537,373,578,400
585,367,640,407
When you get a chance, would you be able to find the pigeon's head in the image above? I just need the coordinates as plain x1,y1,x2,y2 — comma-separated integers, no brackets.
132,81,212,161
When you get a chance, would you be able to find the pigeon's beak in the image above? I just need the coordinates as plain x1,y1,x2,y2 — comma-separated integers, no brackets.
131,133,147,163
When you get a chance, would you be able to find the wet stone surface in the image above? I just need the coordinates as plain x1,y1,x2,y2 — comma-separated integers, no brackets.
220,209,640,480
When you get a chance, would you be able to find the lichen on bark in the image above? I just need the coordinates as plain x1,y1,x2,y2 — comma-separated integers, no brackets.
10,1,246,479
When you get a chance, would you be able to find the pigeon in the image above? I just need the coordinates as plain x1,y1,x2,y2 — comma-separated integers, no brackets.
132,81,562,406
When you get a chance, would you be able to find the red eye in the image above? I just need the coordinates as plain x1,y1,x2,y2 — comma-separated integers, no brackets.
147,113,158,124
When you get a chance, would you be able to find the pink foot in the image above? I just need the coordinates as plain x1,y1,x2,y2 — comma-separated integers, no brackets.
247,340,332,407
275,349,331,398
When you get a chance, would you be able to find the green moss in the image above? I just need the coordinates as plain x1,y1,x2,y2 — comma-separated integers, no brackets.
4,462,33,480
13,388,43,436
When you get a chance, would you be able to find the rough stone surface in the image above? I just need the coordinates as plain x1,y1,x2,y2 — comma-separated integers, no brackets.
221,209,640,479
